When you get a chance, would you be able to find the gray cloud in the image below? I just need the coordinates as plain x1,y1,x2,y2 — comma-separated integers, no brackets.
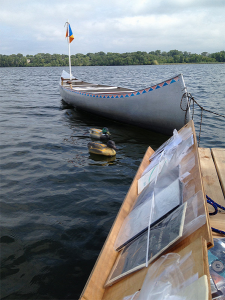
0,0,224,55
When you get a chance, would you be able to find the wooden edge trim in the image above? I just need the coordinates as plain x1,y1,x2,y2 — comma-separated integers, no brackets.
190,120,213,248
201,238,212,300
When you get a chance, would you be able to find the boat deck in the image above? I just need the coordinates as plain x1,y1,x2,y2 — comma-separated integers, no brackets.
198,148,225,238
61,78,135,94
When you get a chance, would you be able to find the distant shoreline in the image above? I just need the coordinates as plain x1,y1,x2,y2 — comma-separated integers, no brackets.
1,51,224,67
0,62,224,68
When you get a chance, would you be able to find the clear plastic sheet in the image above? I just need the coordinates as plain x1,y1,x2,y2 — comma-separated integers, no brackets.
139,149,180,195
141,133,194,189
153,165,180,190
106,230,148,286
142,151,167,177
114,168,183,250
114,195,153,250
136,165,180,209
142,129,183,178
132,182,155,211
122,291,140,300
138,251,197,300
182,175,196,203
138,159,165,194
181,191,206,241
168,135,194,169
159,135,194,178
163,131,183,152
144,164,183,267
168,190,207,248
149,129,183,162
179,153,195,177
178,126,193,141
105,204,187,287
151,178,183,226
173,275,208,300
147,203,187,264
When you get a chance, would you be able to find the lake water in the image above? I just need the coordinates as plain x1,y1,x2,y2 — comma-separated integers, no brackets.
0,64,224,299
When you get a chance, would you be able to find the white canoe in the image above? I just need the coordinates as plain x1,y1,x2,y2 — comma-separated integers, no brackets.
59,70,190,135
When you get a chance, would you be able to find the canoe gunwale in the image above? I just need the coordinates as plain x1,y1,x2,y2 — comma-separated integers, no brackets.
60,73,183,98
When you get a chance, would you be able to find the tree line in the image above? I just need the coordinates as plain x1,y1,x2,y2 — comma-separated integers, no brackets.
0,50,225,67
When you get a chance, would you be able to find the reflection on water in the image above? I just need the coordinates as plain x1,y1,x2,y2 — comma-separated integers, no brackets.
0,65,224,299
89,153,116,165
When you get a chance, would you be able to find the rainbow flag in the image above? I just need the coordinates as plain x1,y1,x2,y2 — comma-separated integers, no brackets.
66,24,74,43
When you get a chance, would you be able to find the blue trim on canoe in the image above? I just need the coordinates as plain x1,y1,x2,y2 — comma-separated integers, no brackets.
60,75,180,99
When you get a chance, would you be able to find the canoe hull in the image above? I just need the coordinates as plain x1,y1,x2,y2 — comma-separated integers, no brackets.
59,74,190,135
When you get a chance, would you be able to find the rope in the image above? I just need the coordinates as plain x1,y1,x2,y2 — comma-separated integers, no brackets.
206,195,225,235
180,93,225,146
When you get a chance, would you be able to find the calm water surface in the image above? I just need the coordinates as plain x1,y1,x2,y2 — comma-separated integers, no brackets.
0,65,224,299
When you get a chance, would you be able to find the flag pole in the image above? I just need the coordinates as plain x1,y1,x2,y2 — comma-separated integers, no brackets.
67,20,72,80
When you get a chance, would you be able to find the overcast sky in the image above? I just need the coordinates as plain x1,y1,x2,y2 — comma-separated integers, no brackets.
1,0,224,56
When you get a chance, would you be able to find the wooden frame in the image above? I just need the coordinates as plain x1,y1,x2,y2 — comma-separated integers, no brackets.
79,120,213,300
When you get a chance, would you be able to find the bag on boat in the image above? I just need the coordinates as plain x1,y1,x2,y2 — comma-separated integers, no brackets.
137,251,207,300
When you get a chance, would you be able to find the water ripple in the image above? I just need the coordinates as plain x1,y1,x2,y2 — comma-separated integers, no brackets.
0,65,224,299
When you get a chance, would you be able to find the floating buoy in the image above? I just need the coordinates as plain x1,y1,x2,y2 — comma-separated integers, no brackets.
88,140,117,156
89,127,111,140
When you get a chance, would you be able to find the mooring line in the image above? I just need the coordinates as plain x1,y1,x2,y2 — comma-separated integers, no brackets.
180,93,225,146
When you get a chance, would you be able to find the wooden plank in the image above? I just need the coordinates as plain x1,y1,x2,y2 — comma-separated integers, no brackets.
198,148,224,207
209,214,225,238
198,148,225,238
189,125,213,247
211,148,225,197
